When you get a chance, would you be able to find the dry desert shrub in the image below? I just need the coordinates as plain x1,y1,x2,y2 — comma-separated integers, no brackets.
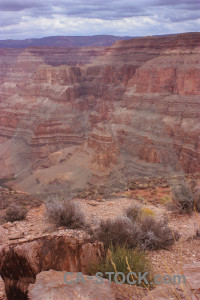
125,205,155,222
91,217,141,248
46,198,86,229
138,216,179,250
170,179,200,214
92,205,179,250
4,204,27,222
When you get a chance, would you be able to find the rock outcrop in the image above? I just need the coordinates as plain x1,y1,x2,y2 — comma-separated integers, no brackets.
0,234,104,299
0,32,200,193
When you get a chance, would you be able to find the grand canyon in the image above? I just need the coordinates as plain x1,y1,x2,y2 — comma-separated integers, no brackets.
0,32,200,194
0,32,200,300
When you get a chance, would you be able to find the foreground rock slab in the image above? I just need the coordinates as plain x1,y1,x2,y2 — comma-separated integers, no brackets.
28,270,146,300
28,263,200,300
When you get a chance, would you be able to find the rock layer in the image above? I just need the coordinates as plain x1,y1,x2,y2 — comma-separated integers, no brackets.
0,32,200,193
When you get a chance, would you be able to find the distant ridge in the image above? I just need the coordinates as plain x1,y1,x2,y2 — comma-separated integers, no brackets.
0,35,133,48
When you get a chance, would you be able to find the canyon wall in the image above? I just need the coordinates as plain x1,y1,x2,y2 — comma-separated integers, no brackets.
0,35,133,48
0,32,200,193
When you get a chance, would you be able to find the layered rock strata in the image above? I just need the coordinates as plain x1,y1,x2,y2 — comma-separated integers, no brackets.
0,32,200,193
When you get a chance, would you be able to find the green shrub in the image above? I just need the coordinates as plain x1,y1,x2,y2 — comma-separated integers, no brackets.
88,244,152,286
45,198,86,229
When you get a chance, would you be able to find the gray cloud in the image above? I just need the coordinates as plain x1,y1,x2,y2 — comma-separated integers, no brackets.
0,0,199,39
0,0,199,18
0,0,45,11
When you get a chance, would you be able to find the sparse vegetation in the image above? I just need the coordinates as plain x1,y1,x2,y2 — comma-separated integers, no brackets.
4,204,27,222
170,179,200,214
125,204,142,221
92,205,179,250
125,205,155,222
141,206,155,218
124,191,132,198
136,194,145,201
138,216,179,250
45,198,86,229
0,177,17,187
160,195,171,204
91,217,140,248
88,244,152,286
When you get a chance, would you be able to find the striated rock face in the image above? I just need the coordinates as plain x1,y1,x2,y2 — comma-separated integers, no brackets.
0,234,104,299
0,32,200,193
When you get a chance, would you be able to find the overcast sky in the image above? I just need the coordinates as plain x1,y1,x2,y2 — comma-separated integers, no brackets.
0,0,200,39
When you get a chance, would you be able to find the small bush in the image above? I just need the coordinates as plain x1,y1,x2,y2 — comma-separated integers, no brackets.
125,205,155,222
92,217,140,248
138,216,179,250
4,204,27,222
88,244,152,286
170,179,200,214
92,207,179,250
46,198,86,229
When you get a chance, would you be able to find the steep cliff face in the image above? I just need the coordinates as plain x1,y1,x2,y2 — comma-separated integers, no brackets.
0,32,200,193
